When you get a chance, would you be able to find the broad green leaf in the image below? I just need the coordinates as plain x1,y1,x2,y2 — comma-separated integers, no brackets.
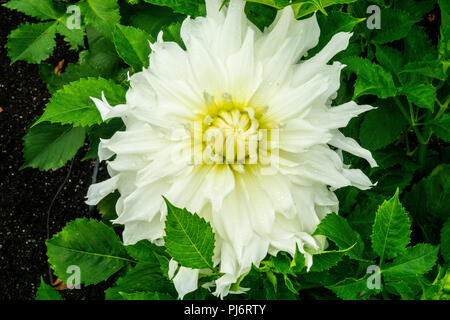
119,291,174,300
313,213,364,260
35,277,63,300
341,57,397,99
404,26,437,63
46,218,131,285
371,189,411,262
430,114,450,142
79,0,121,40
21,123,85,171
34,78,126,127
397,0,435,21
7,22,58,64
163,198,215,270
113,24,153,71
142,0,206,17
327,274,379,300
359,103,407,151
105,262,176,300
382,244,439,280
387,281,416,300
370,9,417,44
400,60,446,80
400,83,436,111
375,45,404,77
4,0,60,20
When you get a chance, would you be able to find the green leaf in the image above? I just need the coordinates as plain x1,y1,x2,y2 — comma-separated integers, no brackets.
341,57,397,99
292,0,358,19
163,198,215,270
382,244,439,280
125,240,164,264
439,0,450,60
22,123,85,171
370,9,416,44
56,22,86,50
7,22,58,64
244,2,277,32
309,244,356,272
35,277,63,300
105,262,176,300
142,0,206,17
96,191,120,224
4,0,60,20
114,24,153,71
313,213,364,260
119,291,174,300
359,103,407,151
271,252,291,274
327,274,379,300
83,118,125,160
430,114,450,142
440,218,450,263
386,281,416,300
79,0,121,40
34,77,126,127
46,218,131,285
400,60,446,80
375,45,404,77
400,83,436,112
371,189,411,262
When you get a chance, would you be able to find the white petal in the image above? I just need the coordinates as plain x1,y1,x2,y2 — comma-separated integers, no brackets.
328,130,378,167
85,175,119,205
173,266,199,299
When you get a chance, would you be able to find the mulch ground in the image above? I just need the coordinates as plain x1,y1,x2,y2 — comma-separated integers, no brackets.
0,5,109,300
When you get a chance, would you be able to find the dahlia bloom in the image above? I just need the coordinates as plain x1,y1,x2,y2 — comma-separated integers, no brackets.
86,0,376,298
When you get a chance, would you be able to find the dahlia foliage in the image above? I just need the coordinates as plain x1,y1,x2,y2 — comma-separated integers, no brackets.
86,0,376,298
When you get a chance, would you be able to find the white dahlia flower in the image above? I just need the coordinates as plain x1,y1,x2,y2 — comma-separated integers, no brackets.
86,0,377,298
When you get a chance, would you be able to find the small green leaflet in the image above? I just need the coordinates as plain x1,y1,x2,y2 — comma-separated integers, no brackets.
114,24,153,71
163,198,216,270
7,22,58,64
382,244,439,281
371,189,411,262
78,0,121,41
309,244,356,272
327,274,380,300
313,213,364,260
21,123,85,171
35,277,62,300
46,218,131,285
292,0,358,18
430,114,450,143
341,57,397,99
34,78,127,127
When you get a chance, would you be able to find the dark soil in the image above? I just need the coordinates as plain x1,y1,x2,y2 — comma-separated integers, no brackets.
0,5,108,300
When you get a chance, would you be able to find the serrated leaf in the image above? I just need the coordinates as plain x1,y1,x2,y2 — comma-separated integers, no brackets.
4,0,60,20
430,114,450,142
370,9,416,44
400,83,436,111
371,189,411,262
400,60,446,80
105,262,176,300
313,213,364,260
292,0,358,18
310,244,356,272
375,45,404,76
22,123,85,171
46,218,130,285
79,0,121,40
327,274,379,300
359,103,407,151
34,77,126,127
142,0,206,17
163,198,215,270
7,22,58,64
386,281,416,300
341,57,397,99
271,252,291,274
382,244,439,280
125,240,165,264
441,219,450,263
35,277,63,300
114,24,153,71
56,22,86,50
